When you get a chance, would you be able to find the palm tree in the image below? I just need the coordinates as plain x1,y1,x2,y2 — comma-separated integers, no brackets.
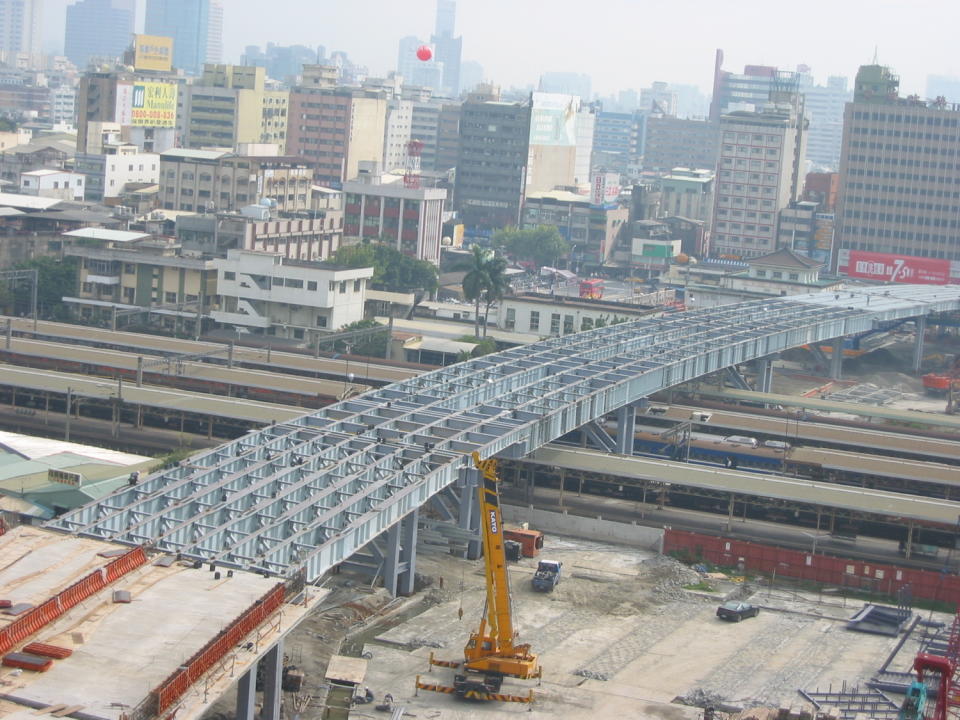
481,254,509,337
462,245,509,338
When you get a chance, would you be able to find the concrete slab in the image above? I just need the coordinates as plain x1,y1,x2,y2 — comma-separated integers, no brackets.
0,527,318,720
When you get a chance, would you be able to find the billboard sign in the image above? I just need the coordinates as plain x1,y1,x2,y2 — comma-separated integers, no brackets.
530,92,580,147
843,250,950,285
590,172,621,207
118,82,178,128
133,34,173,72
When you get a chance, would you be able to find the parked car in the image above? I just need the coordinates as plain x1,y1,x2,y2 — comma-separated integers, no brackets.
716,601,760,622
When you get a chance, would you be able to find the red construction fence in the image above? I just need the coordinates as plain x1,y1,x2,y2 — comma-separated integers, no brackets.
0,546,147,655
664,528,960,607
152,582,286,712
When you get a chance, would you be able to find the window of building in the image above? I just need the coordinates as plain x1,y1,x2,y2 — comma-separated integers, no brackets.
316,315,327,328
772,271,783,279
165,292,177,303
340,281,347,293
529,311,540,331
124,264,135,273
286,278,304,289
550,312,561,334
505,307,516,331
789,273,799,281
307,280,317,291
755,270,766,278
563,315,574,334
581,317,593,331
224,271,236,280
353,279,361,292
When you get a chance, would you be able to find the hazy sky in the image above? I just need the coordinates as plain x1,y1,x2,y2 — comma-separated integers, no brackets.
48,0,960,97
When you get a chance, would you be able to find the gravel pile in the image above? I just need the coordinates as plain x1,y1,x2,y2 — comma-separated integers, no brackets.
643,556,703,602
574,668,611,681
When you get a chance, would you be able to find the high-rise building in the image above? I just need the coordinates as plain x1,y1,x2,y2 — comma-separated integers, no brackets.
177,64,288,151
643,117,719,172
712,76,808,259
435,101,461,171
592,110,643,176
287,66,387,187
65,0,135,71
834,64,960,273
431,0,461,98
640,81,677,116
396,35,444,95
525,92,593,194
710,50,778,121
799,73,851,170
455,85,531,234
0,0,42,63
144,0,223,75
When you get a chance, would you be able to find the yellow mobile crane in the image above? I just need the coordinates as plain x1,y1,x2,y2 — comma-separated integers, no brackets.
416,452,541,702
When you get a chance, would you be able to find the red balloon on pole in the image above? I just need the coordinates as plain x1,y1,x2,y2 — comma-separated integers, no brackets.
416,45,433,62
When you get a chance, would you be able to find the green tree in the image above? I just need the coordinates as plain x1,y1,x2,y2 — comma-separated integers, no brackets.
333,318,388,358
332,241,438,295
11,257,78,320
462,245,509,338
492,226,570,268
456,335,497,359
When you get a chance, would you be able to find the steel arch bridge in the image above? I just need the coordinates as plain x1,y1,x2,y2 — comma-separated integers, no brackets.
48,285,960,583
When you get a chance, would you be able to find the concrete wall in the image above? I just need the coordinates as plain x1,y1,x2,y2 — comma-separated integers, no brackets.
502,503,664,552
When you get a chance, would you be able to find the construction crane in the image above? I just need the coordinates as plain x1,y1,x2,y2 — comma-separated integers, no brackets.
416,452,541,703
905,608,960,720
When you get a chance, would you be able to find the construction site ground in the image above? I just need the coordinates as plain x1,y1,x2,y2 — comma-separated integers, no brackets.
212,531,955,719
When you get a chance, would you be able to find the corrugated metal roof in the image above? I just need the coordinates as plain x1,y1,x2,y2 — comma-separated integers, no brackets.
160,148,230,161
0,192,61,210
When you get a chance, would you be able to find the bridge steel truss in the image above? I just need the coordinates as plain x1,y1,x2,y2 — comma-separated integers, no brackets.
48,286,960,584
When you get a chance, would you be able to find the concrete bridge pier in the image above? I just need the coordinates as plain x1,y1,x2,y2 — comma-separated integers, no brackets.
830,338,844,380
235,638,285,720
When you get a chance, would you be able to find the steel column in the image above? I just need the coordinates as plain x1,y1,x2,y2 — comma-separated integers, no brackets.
759,358,774,394
459,467,481,559
398,509,418,596
830,339,844,380
383,521,402,597
913,316,926,373
614,404,636,455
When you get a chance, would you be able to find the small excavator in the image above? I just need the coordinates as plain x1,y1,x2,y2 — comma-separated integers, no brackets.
416,452,541,703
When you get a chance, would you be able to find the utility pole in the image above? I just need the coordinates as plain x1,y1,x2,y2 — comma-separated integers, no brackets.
65,386,72,442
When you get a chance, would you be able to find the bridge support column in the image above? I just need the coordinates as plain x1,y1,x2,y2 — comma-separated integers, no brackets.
235,660,258,720
830,339,844,380
459,467,481,559
398,509,418,596
614,404,636,455
261,639,284,720
913,316,926,374
759,358,774,395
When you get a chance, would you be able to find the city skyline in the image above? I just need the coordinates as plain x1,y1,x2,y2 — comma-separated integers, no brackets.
43,0,960,99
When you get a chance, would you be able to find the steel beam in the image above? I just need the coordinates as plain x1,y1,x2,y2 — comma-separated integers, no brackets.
398,509,418,596
614,404,636,455
725,366,752,391
458,467,481,559
583,420,616,452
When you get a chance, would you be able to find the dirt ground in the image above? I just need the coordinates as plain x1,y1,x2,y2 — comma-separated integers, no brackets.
204,532,952,720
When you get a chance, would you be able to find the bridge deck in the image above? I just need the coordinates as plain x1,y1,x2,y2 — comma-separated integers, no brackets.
47,286,960,581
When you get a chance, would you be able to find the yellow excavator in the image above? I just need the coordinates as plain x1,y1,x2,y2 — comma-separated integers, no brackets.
415,452,541,703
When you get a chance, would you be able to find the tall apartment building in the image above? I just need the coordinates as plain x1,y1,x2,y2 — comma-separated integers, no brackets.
658,168,715,229
74,143,160,202
643,117,719,172
0,0,41,64
159,147,314,213
287,69,387,187
431,0,461,97
800,74,851,170
835,64,960,272
178,64,288,151
593,110,643,175
383,99,413,172
343,168,447,264
454,86,531,234
76,70,180,154
64,0,135,70
712,94,808,258
709,50,778,121
435,102,461,172
144,0,223,74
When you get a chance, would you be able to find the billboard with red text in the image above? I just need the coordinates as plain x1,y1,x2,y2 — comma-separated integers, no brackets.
841,251,950,285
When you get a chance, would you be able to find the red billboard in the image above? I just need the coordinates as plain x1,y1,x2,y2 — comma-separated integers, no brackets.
844,251,950,285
